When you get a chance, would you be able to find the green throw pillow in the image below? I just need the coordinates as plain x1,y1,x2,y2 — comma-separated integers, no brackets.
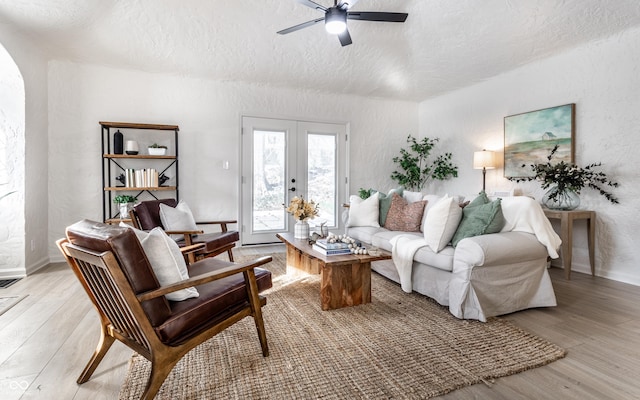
376,187,404,226
451,194,505,247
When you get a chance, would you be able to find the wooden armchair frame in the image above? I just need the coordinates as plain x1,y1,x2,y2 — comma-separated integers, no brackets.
57,238,271,400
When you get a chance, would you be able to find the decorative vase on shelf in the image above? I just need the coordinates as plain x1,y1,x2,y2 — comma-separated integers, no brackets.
119,202,132,218
294,220,310,239
542,186,580,210
114,130,124,154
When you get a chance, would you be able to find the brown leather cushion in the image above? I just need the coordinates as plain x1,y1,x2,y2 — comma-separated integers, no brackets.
65,219,172,326
155,258,273,345
177,231,240,254
134,199,178,230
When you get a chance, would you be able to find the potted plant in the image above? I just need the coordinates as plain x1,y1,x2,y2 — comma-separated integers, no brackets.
113,195,136,217
148,143,168,156
510,145,619,210
391,135,459,191
284,196,319,239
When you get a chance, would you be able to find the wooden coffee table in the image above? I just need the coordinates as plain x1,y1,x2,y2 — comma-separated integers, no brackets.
276,232,391,310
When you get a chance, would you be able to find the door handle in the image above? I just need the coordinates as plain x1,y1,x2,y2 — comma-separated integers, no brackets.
289,187,296,192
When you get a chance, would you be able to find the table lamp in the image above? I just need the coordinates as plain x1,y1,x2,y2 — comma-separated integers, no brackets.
473,150,496,192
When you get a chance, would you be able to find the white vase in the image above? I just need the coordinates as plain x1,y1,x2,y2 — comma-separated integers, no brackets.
119,203,132,218
294,220,310,239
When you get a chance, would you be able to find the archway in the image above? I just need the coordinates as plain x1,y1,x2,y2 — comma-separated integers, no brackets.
0,41,26,277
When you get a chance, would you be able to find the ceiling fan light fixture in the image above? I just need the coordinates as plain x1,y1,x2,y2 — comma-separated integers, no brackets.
325,7,347,34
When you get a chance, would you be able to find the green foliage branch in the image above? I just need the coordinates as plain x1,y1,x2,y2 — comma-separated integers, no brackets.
390,135,458,191
508,145,619,204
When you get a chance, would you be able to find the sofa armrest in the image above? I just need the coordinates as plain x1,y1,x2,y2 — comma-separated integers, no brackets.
454,231,548,271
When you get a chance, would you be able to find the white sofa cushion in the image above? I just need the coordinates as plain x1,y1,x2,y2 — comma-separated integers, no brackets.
371,230,422,252
347,226,386,244
347,192,380,227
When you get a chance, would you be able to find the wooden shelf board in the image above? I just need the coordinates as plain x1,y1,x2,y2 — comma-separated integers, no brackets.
103,154,175,159
100,121,179,131
104,186,177,191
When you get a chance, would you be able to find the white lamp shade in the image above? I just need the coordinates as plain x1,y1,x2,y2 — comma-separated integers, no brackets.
473,150,495,169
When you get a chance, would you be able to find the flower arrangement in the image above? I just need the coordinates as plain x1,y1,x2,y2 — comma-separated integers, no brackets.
285,196,319,221
510,145,619,204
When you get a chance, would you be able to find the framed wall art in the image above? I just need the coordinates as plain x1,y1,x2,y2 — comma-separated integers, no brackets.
503,103,575,178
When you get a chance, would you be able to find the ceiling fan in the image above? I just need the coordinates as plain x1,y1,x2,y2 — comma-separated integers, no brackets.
277,0,408,47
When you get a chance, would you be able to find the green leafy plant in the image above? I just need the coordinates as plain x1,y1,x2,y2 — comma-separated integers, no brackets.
149,143,167,149
358,188,372,199
113,195,136,204
509,145,619,203
391,135,458,191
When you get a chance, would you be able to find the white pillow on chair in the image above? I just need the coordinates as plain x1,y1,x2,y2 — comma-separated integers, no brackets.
159,200,198,240
121,223,199,301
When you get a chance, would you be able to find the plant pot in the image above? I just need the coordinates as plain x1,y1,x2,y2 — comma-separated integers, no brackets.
148,147,167,156
294,220,310,239
119,202,133,218
542,186,580,210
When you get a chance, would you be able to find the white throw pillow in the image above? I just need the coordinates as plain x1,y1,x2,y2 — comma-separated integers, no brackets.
403,190,424,203
159,200,198,240
347,192,380,228
122,223,199,301
423,195,463,253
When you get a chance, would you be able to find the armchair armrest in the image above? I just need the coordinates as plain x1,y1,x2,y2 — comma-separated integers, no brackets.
195,220,237,233
137,255,273,302
196,220,237,225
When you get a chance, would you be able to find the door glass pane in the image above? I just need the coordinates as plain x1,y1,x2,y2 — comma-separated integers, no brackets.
307,133,336,227
252,130,286,232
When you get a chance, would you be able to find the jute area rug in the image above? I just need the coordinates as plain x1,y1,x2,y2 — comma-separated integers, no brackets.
119,252,566,399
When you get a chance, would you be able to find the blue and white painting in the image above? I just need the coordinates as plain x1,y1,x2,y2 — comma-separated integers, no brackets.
504,104,575,178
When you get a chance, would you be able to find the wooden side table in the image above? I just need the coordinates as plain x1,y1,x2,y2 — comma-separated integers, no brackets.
543,209,596,280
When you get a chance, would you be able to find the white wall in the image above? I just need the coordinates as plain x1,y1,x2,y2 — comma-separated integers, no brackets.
419,27,640,285
47,61,418,258
0,25,49,278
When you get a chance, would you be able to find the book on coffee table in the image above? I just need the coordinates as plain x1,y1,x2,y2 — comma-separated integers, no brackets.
312,244,352,256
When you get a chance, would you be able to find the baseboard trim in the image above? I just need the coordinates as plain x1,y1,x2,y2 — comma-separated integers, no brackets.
26,257,51,275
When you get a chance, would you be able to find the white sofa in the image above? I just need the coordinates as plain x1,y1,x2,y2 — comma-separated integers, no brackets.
345,194,562,322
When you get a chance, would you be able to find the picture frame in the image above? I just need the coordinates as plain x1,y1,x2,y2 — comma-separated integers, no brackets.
503,103,575,178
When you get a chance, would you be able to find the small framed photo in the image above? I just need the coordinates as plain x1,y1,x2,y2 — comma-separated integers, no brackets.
504,103,575,178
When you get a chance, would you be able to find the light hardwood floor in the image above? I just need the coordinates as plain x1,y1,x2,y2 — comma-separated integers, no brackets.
1,245,639,400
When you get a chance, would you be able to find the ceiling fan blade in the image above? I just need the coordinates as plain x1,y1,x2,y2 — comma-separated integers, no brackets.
338,29,353,46
347,11,408,22
337,0,359,10
277,17,324,35
295,0,327,11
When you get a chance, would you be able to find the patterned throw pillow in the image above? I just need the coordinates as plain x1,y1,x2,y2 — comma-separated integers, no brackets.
384,193,427,232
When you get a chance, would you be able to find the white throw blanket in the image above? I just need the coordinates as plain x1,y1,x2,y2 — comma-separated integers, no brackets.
499,196,562,259
390,235,427,293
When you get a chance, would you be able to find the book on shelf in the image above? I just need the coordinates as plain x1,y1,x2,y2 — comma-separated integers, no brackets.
311,244,352,256
124,168,159,188
314,239,351,250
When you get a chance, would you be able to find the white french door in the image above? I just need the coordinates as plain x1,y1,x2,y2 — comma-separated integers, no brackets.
241,117,348,245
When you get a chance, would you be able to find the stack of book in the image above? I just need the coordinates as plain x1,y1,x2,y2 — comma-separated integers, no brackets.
124,168,160,188
312,238,353,256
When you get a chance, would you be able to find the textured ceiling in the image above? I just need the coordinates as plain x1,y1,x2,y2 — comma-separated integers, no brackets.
1,0,640,101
